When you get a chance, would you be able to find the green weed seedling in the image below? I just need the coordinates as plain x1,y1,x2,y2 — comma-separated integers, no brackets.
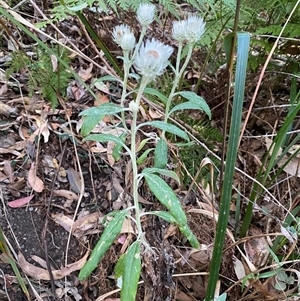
78,4,211,300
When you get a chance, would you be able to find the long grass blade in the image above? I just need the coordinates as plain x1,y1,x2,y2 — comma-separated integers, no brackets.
0,227,29,299
205,32,250,301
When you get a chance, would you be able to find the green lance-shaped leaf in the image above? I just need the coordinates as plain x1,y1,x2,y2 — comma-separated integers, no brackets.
139,121,189,141
151,211,179,225
137,148,154,165
112,132,127,161
120,241,141,301
179,224,200,249
144,87,168,105
154,137,168,169
143,173,187,226
143,167,180,184
78,210,127,280
170,91,211,119
79,103,126,136
83,133,130,154
114,253,126,279
93,75,122,86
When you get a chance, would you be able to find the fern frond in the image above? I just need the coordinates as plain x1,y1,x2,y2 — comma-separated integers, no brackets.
156,0,179,16
256,23,300,39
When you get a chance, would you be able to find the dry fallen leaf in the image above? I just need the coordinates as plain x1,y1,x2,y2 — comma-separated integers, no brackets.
69,85,85,101
52,211,103,240
28,162,44,192
149,108,163,119
53,189,78,200
0,101,17,116
234,256,248,286
52,213,73,233
244,225,269,267
175,289,195,301
67,167,82,193
18,251,89,280
107,140,116,166
265,137,300,177
3,160,15,183
50,54,58,72
78,63,93,82
0,84,8,96
7,195,34,208
73,212,103,238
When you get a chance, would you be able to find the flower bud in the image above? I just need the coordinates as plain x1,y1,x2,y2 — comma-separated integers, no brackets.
136,3,156,27
113,24,136,51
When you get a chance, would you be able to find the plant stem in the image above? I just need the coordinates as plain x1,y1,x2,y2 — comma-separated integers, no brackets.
162,42,194,138
120,26,147,130
120,51,130,130
130,78,149,240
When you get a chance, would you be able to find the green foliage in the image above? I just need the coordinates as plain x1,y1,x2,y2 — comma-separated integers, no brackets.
256,23,300,38
79,210,127,280
50,0,179,22
77,7,211,300
6,51,31,75
178,119,222,186
120,242,141,301
206,32,250,301
6,47,72,108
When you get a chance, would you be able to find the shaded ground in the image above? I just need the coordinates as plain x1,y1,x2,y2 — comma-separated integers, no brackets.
1,2,300,301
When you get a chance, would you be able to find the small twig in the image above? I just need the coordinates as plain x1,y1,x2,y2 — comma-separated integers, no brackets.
41,143,67,297
76,16,119,78
0,269,12,301
57,96,86,301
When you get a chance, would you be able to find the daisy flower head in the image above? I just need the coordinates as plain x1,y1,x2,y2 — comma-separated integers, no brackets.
136,3,156,27
172,19,187,43
112,24,136,51
134,38,173,81
185,15,206,43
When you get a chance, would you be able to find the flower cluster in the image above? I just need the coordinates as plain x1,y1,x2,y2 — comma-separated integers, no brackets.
112,4,205,82
172,15,205,44
134,39,173,81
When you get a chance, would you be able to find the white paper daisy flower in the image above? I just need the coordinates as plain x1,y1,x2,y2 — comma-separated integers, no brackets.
173,15,205,43
136,3,156,27
112,24,136,51
134,38,173,81
172,20,187,43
